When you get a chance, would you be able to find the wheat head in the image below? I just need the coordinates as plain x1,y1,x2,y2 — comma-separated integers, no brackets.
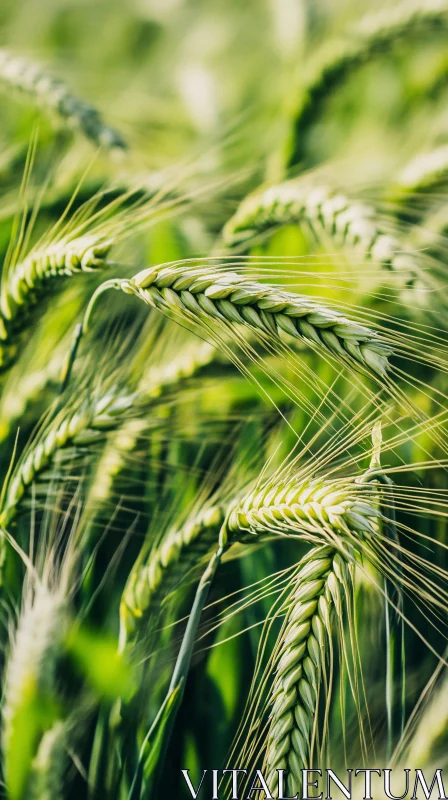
265,546,350,794
122,265,392,378
119,502,225,648
0,48,126,150
2,585,67,800
224,182,420,288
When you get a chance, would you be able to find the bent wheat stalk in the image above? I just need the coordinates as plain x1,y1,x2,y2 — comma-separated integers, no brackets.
119,265,392,378
121,474,379,647
0,49,126,150
224,182,420,287
265,547,350,794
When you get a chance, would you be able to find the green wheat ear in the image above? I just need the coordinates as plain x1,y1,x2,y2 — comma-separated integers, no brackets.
0,49,126,151
223,182,424,295
119,502,225,648
265,547,351,795
2,584,69,800
122,265,392,378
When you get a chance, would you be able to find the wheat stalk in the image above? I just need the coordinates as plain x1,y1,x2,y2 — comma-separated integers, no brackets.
224,182,419,287
119,502,225,648
0,48,126,150
2,584,67,800
289,0,448,163
121,265,392,377
265,546,350,794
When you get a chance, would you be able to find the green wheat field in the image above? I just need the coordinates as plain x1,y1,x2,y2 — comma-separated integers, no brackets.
0,0,447,797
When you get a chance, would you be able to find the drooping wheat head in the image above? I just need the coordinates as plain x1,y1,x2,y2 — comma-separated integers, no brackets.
121,264,393,378
0,49,126,151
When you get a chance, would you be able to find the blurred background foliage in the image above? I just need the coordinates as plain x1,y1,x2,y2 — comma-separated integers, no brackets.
0,0,447,798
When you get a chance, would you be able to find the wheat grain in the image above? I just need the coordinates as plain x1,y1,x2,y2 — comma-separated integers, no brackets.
0,49,126,150
2,585,67,800
122,265,392,378
289,0,448,164
224,182,419,287
265,547,349,794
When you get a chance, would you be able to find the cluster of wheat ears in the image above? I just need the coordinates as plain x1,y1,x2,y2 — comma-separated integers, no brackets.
0,0,448,798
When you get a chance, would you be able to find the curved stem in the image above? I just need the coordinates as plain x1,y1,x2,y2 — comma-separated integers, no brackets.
59,278,122,393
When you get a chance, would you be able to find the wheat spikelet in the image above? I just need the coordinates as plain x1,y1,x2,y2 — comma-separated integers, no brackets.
27,721,68,800
120,502,225,648
289,0,448,164
224,182,419,287
227,475,380,545
0,235,111,372
0,49,126,150
2,585,67,800
265,547,349,793
123,265,392,378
